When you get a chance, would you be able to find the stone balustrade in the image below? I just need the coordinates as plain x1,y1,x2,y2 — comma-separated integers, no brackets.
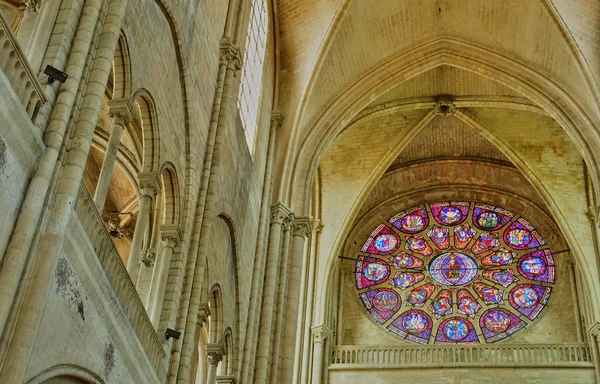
0,10,45,120
331,343,593,368
74,182,165,372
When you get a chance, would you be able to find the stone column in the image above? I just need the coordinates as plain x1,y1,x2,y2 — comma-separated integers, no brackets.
127,172,161,280
280,217,311,384
300,220,322,384
254,203,292,382
93,99,133,213
149,225,181,329
567,258,584,342
310,325,330,384
240,113,281,383
206,344,224,384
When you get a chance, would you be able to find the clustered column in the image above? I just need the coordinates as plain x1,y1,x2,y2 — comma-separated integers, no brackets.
205,343,224,384
127,172,161,280
93,99,133,213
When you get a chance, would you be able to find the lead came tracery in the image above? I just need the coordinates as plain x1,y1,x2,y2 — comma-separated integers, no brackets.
355,202,555,344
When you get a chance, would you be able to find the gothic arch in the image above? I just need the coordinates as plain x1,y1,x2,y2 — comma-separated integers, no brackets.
131,89,160,173
208,285,223,344
111,32,132,101
160,162,182,226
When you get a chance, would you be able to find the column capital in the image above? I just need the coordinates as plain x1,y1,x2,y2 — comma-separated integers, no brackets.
293,217,312,237
206,343,224,365
108,99,134,126
137,172,161,196
312,325,332,343
220,37,241,74
160,224,181,247
271,202,292,225
270,113,283,130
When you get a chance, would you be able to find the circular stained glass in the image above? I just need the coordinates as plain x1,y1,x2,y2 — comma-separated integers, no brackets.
356,202,555,344
510,286,538,308
402,312,428,333
443,318,470,341
373,291,399,311
374,233,399,253
519,255,546,276
440,207,462,225
363,263,389,282
401,214,426,233
483,310,511,332
429,252,478,286
506,229,532,248
476,211,500,229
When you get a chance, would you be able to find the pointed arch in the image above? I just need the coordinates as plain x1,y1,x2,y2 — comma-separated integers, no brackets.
111,32,132,101
131,89,160,173
159,162,181,226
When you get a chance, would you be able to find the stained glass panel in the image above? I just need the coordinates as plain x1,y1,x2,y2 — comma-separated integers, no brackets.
356,201,555,345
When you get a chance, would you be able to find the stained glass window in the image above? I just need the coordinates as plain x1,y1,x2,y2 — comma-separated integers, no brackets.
355,202,555,344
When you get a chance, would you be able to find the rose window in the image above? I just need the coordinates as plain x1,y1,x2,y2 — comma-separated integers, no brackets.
356,202,554,344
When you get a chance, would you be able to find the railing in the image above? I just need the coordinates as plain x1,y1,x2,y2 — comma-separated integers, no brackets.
331,344,594,368
74,182,165,371
0,10,45,120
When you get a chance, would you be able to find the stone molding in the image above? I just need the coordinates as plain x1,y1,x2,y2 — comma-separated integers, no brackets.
220,37,241,74
108,99,134,127
292,217,312,237
137,172,161,197
271,202,292,225
206,343,224,365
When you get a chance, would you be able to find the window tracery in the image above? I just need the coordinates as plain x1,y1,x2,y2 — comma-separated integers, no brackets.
355,202,555,344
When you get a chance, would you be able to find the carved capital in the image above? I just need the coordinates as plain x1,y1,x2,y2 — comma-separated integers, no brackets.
137,172,161,197
271,202,292,225
108,99,134,127
433,97,456,117
160,224,181,248
206,343,224,365
312,325,331,344
25,0,43,12
293,217,312,237
220,38,241,74
141,248,157,267
270,113,283,131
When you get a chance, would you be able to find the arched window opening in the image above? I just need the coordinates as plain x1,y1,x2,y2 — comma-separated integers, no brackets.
237,0,268,152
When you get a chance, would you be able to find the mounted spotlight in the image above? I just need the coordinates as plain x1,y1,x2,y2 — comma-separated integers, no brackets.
43,65,68,84
165,328,181,340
